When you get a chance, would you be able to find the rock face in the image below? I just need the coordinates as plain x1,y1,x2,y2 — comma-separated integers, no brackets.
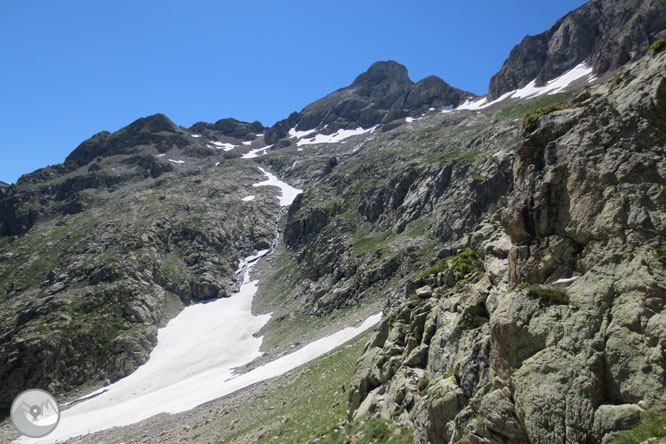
349,50,666,444
265,61,474,143
489,0,666,98
188,117,264,140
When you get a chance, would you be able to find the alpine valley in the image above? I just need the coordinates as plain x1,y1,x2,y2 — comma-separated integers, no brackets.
2,0,666,443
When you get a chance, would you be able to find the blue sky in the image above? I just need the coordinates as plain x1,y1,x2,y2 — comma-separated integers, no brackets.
0,0,587,183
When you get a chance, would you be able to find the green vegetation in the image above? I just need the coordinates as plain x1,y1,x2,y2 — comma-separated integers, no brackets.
610,73,622,91
613,407,666,444
316,418,413,444
521,103,569,132
649,38,666,54
490,90,577,121
418,376,429,391
520,283,569,305
656,246,666,264
212,331,412,444
418,248,482,281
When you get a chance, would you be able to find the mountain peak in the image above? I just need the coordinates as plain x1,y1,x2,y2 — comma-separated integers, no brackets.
351,60,412,89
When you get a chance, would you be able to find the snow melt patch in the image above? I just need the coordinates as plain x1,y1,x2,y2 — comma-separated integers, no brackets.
296,126,377,146
191,134,201,138
288,127,317,139
242,141,252,146
456,63,595,112
242,195,255,202
241,145,272,159
210,141,237,151
168,159,185,165
252,167,302,206
511,63,594,99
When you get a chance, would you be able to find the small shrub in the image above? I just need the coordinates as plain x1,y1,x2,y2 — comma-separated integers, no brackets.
613,407,666,444
443,367,455,379
656,246,666,264
363,418,391,442
526,285,569,305
521,103,569,132
649,38,666,54
418,377,429,391
418,248,481,281
609,73,622,91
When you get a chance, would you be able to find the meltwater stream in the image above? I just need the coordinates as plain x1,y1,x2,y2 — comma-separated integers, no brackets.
18,167,381,443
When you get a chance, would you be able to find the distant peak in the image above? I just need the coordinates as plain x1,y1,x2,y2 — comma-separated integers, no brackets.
352,60,412,88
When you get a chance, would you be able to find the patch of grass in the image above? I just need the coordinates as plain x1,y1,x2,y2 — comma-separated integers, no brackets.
491,90,577,121
650,38,666,54
418,376,429,391
521,103,569,132
354,230,395,257
613,407,666,444
418,248,482,281
521,284,569,305
420,126,438,134
214,331,412,444
655,246,666,264
610,73,622,91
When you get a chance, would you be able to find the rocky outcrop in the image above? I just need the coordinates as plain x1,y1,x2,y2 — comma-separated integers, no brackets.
350,50,666,444
188,117,264,140
489,0,666,98
65,114,191,167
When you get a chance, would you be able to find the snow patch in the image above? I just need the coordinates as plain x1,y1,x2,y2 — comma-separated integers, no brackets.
252,167,302,206
456,63,595,112
242,141,252,146
241,145,272,159
191,134,201,138
168,159,184,165
157,153,165,157
296,126,378,146
288,127,317,139
210,141,237,151
511,63,593,99
242,195,255,202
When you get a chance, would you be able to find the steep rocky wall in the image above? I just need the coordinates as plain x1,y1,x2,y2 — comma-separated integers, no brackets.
349,50,666,444
489,0,666,98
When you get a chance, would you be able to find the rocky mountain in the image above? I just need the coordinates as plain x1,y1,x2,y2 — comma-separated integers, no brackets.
263,60,474,144
489,0,666,98
0,116,280,414
348,47,666,444
1,1,666,442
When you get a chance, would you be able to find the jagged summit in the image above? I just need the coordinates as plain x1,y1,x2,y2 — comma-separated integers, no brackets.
350,60,412,93
489,0,666,98
264,60,474,143
188,117,265,141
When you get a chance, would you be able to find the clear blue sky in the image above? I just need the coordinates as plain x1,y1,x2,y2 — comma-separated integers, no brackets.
0,0,588,183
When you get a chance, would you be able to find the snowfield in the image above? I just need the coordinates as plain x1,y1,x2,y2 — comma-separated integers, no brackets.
456,62,595,111
295,126,378,146
16,169,381,444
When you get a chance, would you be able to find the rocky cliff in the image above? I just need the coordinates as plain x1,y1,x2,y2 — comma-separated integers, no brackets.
349,48,666,444
489,0,666,98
